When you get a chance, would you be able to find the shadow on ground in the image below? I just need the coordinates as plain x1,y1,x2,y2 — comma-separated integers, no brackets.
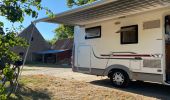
25,63,71,68
90,79,170,100
10,85,51,100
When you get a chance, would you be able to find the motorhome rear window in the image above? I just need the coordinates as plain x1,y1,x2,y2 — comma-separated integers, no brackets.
121,25,138,44
85,26,101,39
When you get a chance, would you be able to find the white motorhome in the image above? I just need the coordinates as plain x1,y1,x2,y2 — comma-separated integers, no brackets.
35,0,170,87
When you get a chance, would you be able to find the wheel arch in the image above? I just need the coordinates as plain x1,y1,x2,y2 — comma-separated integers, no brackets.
104,64,132,79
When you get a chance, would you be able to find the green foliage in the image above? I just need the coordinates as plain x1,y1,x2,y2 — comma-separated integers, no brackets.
46,39,54,46
0,31,28,99
0,83,6,100
0,94,7,100
3,64,14,80
0,32,28,62
54,25,74,41
0,0,53,23
53,0,97,42
0,0,52,99
67,0,97,7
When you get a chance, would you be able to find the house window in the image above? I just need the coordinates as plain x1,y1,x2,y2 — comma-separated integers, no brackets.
121,25,138,44
85,26,101,39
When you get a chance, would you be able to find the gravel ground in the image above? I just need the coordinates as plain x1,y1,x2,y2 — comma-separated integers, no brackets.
22,65,105,82
20,64,170,100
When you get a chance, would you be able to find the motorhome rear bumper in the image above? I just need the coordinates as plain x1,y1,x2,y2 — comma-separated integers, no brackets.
72,66,105,76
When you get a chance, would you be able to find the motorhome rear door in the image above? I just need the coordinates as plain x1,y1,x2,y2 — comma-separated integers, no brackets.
77,45,91,73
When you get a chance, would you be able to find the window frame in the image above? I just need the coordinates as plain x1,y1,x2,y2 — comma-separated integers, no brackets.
85,26,101,39
120,25,138,44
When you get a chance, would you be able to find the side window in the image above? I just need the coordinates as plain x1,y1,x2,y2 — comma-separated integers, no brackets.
165,15,170,43
85,26,101,39
121,25,138,44
165,16,170,35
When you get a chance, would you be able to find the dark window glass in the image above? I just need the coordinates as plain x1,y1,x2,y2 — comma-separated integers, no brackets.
165,16,170,35
85,26,101,39
165,15,170,43
121,25,138,44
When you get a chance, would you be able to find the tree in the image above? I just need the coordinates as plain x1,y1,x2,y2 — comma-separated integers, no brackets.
53,25,74,40
67,0,97,7
0,0,51,99
52,0,97,43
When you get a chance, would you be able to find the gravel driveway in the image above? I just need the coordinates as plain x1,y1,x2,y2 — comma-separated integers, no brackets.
21,64,170,100
22,64,105,82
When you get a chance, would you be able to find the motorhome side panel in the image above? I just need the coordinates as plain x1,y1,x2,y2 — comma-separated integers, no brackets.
73,8,170,83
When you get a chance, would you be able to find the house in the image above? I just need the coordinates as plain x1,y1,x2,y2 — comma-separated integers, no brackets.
12,24,51,62
34,0,170,87
52,38,73,63
34,38,73,64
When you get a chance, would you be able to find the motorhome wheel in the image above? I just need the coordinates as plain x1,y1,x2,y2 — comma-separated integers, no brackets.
110,70,130,87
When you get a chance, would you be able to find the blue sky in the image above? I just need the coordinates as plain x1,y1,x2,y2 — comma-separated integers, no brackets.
1,0,72,40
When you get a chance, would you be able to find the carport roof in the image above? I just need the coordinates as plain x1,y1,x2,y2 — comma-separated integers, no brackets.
34,0,170,25
34,50,67,54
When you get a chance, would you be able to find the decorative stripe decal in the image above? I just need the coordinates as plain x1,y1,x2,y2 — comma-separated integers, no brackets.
101,54,152,57
101,54,163,58
92,48,162,60
92,48,163,60
92,49,142,60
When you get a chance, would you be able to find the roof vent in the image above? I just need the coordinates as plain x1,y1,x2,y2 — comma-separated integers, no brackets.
143,20,160,30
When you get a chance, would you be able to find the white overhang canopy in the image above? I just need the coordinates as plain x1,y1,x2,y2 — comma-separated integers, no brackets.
35,0,170,25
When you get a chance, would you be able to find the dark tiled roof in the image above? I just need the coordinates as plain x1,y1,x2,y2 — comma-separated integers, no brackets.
52,38,73,50
12,23,51,62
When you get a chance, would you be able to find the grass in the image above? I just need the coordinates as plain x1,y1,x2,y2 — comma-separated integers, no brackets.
19,75,47,85
10,75,52,100
9,75,156,100
22,69,38,71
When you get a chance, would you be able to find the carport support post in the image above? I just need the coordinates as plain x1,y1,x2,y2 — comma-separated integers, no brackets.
56,54,57,63
42,54,45,63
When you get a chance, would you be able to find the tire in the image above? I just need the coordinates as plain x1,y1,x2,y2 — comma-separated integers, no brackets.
110,70,130,87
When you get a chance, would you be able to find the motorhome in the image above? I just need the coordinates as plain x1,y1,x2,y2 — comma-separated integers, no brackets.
35,0,170,87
